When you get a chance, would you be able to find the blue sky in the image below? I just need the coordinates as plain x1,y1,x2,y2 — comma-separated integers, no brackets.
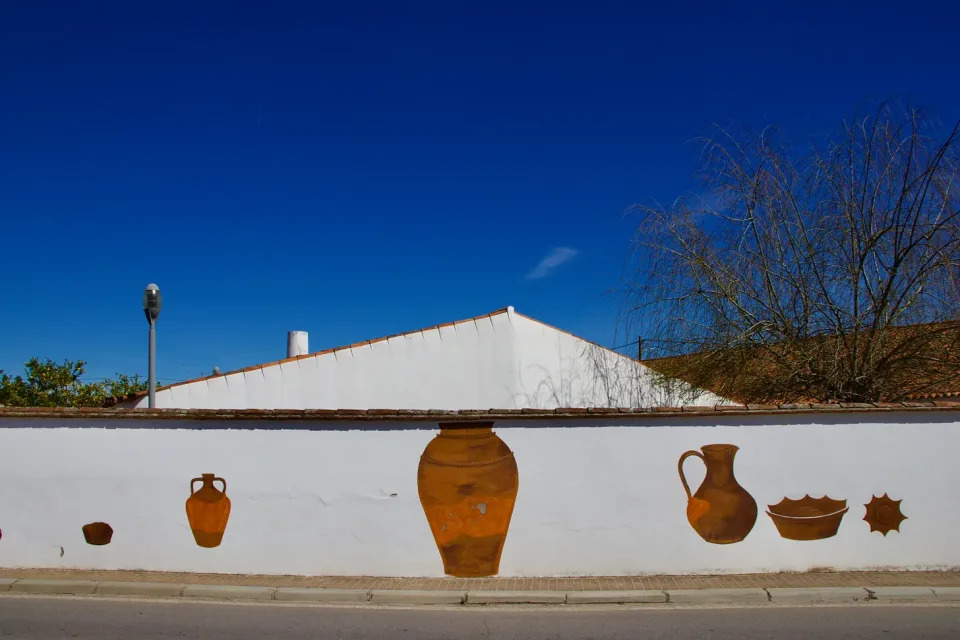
1,1,958,384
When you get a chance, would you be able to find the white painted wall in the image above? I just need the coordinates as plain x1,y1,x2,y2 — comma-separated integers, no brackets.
121,308,725,409
511,314,723,407
0,412,954,576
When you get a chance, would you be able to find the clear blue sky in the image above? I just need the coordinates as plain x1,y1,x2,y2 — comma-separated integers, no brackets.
2,1,958,384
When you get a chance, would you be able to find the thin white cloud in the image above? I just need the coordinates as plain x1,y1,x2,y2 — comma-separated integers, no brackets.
526,247,579,280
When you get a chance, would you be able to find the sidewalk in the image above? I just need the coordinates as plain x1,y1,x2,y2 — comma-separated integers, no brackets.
1,568,958,605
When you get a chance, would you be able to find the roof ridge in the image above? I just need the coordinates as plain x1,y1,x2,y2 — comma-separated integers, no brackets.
510,310,643,365
103,307,513,406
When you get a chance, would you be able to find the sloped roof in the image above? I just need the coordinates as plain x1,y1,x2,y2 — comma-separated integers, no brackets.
103,307,647,408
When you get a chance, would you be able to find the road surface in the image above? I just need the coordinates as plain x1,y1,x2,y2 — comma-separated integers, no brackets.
0,597,957,639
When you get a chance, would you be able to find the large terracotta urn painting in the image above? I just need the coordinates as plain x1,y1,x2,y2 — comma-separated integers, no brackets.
678,444,757,544
185,473,232,548
418,422,519,577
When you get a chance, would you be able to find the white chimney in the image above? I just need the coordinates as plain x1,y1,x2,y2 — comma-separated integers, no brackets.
287,331,309,358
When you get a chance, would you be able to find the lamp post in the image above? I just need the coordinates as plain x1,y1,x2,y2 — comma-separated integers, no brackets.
143,284,162,408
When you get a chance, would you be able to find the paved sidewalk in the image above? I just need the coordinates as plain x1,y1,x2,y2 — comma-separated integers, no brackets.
1,568,958,591
1,569,958,606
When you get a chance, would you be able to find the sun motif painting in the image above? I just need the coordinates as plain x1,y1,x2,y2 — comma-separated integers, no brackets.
863,493,907,536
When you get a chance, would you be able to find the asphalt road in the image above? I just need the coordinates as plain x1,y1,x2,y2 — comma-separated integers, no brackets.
0,597,958,639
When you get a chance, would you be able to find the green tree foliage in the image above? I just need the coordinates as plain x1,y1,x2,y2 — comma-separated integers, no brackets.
0,358,147,407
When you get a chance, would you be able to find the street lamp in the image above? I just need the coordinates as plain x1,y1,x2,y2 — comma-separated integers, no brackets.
143,284,162,408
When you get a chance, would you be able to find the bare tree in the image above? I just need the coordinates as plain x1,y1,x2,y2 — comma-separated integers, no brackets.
623,103,960,403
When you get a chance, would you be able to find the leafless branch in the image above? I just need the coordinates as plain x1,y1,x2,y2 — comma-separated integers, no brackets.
621,103,960,403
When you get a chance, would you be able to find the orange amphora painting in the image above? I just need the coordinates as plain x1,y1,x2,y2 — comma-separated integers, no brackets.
678,444,757,544
185,474,232,548
418,422,519,577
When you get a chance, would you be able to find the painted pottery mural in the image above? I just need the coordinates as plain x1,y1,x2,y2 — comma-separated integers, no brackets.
418,422,519,577
185,474,232,548
0,420,923,574
81,521,113,545
678,444,757,544
767,495,848,540
863,494,907,536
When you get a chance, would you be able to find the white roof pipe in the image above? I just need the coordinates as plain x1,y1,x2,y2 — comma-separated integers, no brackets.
287,331,309,358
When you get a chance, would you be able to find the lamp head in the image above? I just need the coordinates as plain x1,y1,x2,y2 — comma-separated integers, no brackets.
143,284,162,323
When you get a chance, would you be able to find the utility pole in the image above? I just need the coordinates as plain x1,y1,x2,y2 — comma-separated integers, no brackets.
143,284,162,408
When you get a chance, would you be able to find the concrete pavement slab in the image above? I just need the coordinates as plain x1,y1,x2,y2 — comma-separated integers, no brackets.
95,581,185,598
932,587,960,601
667,588,769,604
466,590,567,604
181,585,275,601
275,588,370,603
370,590,465,605
10,580,97,595
867,587,936,602
0,579,17,592
817,587,871,603
566,590,667,604
767,588,825,604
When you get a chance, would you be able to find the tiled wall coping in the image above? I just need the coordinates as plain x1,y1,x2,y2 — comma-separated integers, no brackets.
1,402,959,422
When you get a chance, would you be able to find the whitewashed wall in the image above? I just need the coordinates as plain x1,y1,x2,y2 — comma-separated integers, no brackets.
0,411,953,576
512,314,723,407
122,308,724,410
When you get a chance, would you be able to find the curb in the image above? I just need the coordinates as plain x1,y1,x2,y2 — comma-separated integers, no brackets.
867,587,936,602
566,590,667,604
370,590,465,605
466,590,567,605
181,585,276,601
932,587,960,601
95,581,185,598
9,579,98,596
275,587,371,603
667,588,769,605
767,587,872,604
0,579,956,606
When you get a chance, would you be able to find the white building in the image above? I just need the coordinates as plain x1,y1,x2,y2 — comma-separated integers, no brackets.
111,306,727,409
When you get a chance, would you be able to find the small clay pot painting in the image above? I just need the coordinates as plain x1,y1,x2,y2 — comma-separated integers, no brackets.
82,522,114,545
185,474,232,548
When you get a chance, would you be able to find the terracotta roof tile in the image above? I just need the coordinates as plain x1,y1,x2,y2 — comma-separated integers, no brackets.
102,308,512,407
642,322,960,403
103,306,662,409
